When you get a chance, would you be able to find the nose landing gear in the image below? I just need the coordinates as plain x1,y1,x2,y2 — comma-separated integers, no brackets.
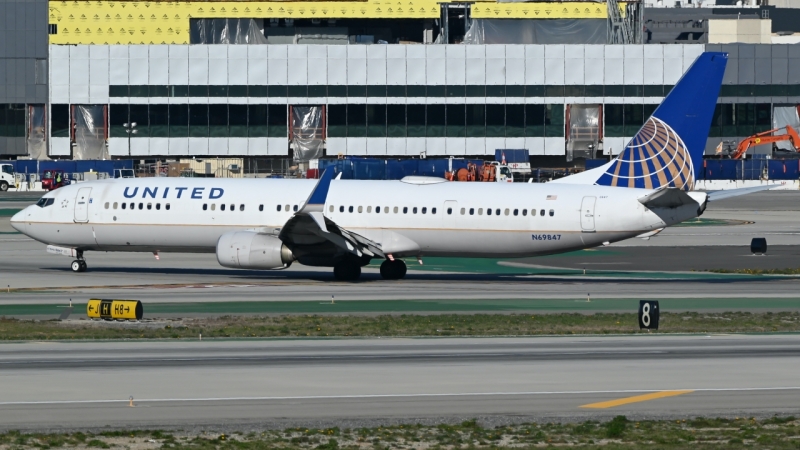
71,259,87,272
70,250,87,273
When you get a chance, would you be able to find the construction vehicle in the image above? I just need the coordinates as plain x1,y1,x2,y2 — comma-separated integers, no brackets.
727,125,800,159
445,161,513,183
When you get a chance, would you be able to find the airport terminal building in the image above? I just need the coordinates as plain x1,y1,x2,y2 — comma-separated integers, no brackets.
3,0,800,163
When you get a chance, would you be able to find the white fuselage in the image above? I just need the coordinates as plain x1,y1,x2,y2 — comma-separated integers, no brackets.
11,178,702,261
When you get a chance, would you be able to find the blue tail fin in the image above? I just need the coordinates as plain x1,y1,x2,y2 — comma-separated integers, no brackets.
595,52,728,191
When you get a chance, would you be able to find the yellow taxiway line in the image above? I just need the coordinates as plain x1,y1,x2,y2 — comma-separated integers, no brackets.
580,390,694,409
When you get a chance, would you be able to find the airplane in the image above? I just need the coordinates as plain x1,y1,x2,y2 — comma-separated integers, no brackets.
10,52,768,281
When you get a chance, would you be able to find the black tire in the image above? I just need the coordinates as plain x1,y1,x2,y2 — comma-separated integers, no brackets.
0,181,8,192
79,261,87,272
380,259,407,280
333,263,361,281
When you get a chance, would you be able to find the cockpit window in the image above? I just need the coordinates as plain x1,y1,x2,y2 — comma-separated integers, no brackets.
36,198,55,208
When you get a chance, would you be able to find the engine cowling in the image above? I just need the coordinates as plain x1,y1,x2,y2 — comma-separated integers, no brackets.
216,231,294,269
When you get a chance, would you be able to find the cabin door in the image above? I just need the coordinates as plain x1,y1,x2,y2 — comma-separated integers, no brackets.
580,196,596,232
74,187,92,223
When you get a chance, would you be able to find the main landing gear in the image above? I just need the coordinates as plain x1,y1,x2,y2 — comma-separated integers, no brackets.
380,259,407,280
333,262,361,281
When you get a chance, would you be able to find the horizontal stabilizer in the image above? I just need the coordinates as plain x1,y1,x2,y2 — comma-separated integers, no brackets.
638,188,699,209
707,184,780,201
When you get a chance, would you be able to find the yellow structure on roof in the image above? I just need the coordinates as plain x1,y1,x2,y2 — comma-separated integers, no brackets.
48,0,609,45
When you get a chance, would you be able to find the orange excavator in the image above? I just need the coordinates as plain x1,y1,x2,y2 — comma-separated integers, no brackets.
728,125,800,159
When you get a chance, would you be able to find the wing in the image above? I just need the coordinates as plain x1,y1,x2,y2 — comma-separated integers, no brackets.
278,169,385,263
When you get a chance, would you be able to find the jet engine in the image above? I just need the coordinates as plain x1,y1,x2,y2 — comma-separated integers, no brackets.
216,231,294,269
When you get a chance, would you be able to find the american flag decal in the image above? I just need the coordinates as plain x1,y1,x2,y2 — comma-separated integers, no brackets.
546,195,557,200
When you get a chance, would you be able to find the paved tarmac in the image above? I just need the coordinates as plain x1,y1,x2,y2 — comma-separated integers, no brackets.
0,335,797,430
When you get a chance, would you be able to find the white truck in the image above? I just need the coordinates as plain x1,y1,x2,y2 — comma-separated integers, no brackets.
0,164,14,191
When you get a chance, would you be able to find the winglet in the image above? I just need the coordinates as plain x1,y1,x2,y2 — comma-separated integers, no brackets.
300,168,336,213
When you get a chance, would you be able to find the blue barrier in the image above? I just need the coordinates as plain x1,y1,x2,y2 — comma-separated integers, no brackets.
0,160,134,179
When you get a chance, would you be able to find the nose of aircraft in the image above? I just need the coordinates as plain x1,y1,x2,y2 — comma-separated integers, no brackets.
10,208,26,233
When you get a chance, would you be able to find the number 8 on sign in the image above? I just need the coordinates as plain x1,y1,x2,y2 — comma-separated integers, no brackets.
638,300,659,330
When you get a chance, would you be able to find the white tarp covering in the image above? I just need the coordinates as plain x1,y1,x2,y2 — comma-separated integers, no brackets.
773,105,800,151
27,105,48,160
291,106,324,162
74,105,109,160
191,19,269,44
463,19,607,45
567,104,601,161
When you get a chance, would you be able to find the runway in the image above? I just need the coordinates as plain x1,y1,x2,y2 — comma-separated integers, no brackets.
0,335,798,430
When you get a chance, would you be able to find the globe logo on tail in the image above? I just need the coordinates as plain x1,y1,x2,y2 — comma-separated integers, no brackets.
596,116,694,191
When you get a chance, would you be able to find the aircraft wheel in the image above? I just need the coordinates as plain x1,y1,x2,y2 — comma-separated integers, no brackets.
71,260,82,273
79,261,87,272
380,259,407,280
333,263,361,281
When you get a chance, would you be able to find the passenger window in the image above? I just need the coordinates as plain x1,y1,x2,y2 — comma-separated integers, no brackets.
340,206,345,213
358,206,363,213
130,203,134,209
138,203,143,210
240,204,245,211
478,208,483,215
285,204,290,211
460,208,465,215
469,208,474,215
211,204,216,211
293,205,298,212
277,205,282,211
393,207,398,213
423,207,428,214
166,204,170,210
522,209,527,216
375,206,380,213
403,207,408,214
221,204,226,211
203,204,208,211
230,204,234,211
367,206,372,213
549,209,555,217
540,209,545,216
329,205,333,213
104,202,109,209
383,207,389,213
147,203,152,210
487,209,492,216
349,206,354,213
504,208,509,216
513,209,518,216
496,209,501,216
447,208,452,215
121,203,127,210
413,207,417,214
260,205,264,212
113,202,118,210
156,203,161,210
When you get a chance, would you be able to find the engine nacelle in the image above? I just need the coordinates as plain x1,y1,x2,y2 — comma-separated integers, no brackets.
216,231,294,269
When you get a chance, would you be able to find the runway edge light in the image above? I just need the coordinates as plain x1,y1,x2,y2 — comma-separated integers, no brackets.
87,299,143,320
638,300,659,330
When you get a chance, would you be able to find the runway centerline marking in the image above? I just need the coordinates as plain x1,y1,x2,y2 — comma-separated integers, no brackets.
0,387,795,406
580,390,694,409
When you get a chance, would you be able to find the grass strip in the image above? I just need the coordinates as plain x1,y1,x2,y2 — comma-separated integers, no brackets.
708,268,800,275
1,311,799,340
1,415,798,448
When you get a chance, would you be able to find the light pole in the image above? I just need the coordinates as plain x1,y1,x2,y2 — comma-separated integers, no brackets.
123,122,138,157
